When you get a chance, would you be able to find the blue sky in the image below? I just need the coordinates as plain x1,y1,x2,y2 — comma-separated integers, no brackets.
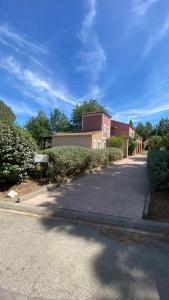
0,0,169,125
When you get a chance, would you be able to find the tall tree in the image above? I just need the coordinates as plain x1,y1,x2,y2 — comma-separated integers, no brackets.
129,120,134,128
0,100,16,123
136,122,145,139
156,118,169,136
136,121,153,141
25,111,51,145
71,99,107,130
49,108,72,133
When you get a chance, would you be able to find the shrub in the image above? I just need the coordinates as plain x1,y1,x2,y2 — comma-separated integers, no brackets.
162,133,169,150
0,122,38,183
128,137,137,155
147,150,169,191
107,136,123,148
105,147,123,161
149,135,162,150
44,146,123,182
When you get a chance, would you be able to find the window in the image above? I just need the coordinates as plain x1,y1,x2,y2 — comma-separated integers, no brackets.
104,124,106,133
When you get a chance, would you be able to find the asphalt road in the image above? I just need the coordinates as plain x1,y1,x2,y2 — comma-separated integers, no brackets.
0,209,169,300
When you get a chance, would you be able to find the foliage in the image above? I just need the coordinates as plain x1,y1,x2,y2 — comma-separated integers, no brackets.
136,121,153,141
0,100,16,123
147,150,169,191
25,110,51,146
71,99,107,130
149,135,162,150
129,120,134,129
43,146,122,182
128,137,137,155
156,118,169,137
0,122,37,183
105,147,123,161
49,108,72,133
107,136,123,148
162,133,169,150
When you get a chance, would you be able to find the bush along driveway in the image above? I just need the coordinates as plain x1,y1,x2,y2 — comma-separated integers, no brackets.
23,154,148,220
147,150,169,222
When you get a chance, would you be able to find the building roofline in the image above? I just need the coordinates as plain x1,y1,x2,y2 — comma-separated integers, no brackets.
111,120,135,131
52,130,102,137
82,111,112,118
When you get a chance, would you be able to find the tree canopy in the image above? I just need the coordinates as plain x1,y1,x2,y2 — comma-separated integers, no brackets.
25,111,51,145
49,108,72,133
71,99,107,130
136,121,153,141
129,120,134,128
0,100,16,123
156,118,169,136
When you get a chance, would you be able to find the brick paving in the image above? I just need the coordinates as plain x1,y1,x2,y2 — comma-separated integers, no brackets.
23,154,148,219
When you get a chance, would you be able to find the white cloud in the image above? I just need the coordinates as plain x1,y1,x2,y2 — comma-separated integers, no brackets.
77,0,106,81
0,23,47,54
80,0,96,43
144,14,169,55
132,0,159,16
0,56,76,107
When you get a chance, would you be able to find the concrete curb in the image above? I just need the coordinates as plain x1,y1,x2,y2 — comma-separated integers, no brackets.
0,201,169,237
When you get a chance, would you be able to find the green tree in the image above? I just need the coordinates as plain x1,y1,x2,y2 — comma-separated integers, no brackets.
129,120,134,129
156,118,169,136
50,108,72,133
136,122,145,139
136,121,153,141
25,111,51,146
0,100,16,123
71,99,107,130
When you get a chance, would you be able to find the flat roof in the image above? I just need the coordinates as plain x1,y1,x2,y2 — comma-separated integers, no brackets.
82,111,112,118
52,130,102,137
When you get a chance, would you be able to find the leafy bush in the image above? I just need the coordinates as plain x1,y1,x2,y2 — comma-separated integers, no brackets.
147,150,169,191
105,147,123,161
44,146,123,182
107,136,123,148
162,133,169,150
128,138,137,155
149,135,162,150
0,122,38,183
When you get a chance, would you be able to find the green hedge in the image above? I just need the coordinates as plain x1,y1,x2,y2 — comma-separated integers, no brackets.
0,122,37,183
44,146,123,182
106,136,123,148
147,150,169,191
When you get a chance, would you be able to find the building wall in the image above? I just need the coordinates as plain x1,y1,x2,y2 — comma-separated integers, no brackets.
52,135,92,148
111,120,130,137
129,127,135,138
92,131,105,149
82,114,102,132
102,114,111,139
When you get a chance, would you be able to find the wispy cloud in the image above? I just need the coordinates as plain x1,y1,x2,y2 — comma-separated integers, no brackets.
132,0,159,16
77,0,106,81
0,56,76,107
0,23,47,54
144,14,169,55
111,102,169,122
0,95,35,116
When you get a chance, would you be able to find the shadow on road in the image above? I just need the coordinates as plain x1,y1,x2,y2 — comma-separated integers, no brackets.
40,214,169,300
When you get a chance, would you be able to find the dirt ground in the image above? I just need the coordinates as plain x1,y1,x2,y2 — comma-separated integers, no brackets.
148,191,169,222
0,179,48,198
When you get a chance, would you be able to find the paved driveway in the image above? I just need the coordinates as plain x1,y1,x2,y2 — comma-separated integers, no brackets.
24,154,148,220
